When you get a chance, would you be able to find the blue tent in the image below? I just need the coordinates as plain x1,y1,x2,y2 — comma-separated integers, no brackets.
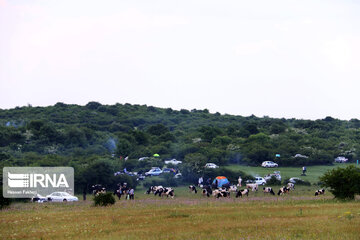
212,176,230,188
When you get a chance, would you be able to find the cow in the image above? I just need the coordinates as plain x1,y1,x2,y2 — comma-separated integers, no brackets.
246,183,258,192
202,185,212,197
145,186,163,195
212,188,230,198
236,188,249,198
263,187,275,195
189,185,197,194
315,189,325,196
92,184,106,196
229,185,238,193
161,187,175,198
277,186,290,196
287,183,295,190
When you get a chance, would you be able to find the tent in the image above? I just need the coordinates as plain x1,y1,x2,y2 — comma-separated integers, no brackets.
153,153,160,157
212,176,230,188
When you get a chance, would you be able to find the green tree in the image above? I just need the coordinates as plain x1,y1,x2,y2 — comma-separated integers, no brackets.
320,165,360,199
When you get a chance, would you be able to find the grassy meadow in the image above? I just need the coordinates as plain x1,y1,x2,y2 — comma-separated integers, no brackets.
1,185,360,240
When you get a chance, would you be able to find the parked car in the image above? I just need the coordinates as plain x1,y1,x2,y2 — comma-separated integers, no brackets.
264,173,282,181
255,177,267,185
174,173,182,178
246,177,267,185
145,167,163,176
31,194,47,203
136,174,145,181
261,161,278,168
46,192,78,202
289,177,302,184
205,163,219,169
164,159,183,165
334,156,348,163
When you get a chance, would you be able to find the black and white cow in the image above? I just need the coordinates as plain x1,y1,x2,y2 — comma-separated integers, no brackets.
162,187,175,198
246,183,258,192
315,189,325,196
212,188,230,198
229,185,238,193
277,186,290,196
287,183,295,190
145,185,163,195
154,187,174,198
189,185,197,194
92,184,106,195
263,187,275,195
236,188,249,198
202,185,212,197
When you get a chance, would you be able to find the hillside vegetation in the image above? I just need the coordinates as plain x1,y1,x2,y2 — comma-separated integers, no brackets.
1,102,359,190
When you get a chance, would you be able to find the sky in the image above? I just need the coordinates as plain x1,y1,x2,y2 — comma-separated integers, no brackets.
1,0,359,120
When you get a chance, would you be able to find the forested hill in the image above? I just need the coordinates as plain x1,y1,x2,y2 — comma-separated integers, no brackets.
1,102,360,168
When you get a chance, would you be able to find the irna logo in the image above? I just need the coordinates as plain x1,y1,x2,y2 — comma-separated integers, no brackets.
8,172,69,188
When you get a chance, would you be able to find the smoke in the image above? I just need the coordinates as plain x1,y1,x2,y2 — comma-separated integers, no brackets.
104,137,116,153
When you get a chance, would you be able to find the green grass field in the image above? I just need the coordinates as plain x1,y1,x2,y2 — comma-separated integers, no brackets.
1,193,359,240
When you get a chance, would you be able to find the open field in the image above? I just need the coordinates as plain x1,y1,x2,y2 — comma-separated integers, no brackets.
224,163,357,184
1,186,360,240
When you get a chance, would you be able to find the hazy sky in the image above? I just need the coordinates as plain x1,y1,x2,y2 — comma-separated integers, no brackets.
1,0,359,120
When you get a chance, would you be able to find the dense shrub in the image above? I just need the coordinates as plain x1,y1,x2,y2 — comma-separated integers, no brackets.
0,188,12,209
320,165,360,199
93,193,115,206
266,176,281,185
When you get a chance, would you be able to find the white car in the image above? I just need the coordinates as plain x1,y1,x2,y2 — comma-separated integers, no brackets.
46,192,78,202
261,161,278,168
205,163,219,169
145,167,163,176
164,159,183,165
255,177,267,185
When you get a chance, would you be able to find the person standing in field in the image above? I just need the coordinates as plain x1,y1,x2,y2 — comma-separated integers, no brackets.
302,166,307,175
198,176,203,187
128,188,134,200
237,176,242,187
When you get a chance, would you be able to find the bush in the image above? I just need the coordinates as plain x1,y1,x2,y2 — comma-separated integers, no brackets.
0,188,11,209
266,176,281,185
320,165,360,199
93,193,115,206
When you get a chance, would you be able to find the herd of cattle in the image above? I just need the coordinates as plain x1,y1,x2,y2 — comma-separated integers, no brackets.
91,181,326,200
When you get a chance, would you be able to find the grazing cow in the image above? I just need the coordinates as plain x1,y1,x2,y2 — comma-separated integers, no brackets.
287,183,295,190
315,189,325,196
263,187,275,195
236,189,249,198
277,186,290,196
212,188,230,198
202,185,212,197
92,184,106,195
161,187,175,198
145,186,163,195
189,185,198,194
229,185,238,193
246,183,258,192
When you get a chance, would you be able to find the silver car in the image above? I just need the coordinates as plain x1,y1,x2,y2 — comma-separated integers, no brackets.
46,192,78,202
